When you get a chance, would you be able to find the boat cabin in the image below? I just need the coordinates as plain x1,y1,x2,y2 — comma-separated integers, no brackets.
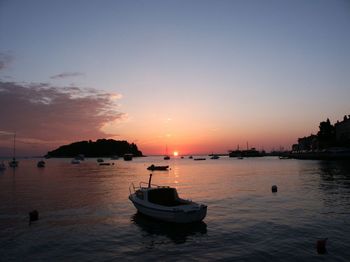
136,187,190,207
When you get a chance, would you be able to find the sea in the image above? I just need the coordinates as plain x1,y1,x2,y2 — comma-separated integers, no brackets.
1,156,350,261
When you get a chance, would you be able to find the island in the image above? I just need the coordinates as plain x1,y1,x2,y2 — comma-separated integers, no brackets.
45,139,143,158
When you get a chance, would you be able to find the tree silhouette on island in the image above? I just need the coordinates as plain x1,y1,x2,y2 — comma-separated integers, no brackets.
46,139,143,158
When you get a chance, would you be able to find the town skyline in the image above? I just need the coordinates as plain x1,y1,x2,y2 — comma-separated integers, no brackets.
1,0,349,156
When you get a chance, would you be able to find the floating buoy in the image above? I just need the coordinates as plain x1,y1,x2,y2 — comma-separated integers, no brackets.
271,185,278,193
29,210,39,225
316,238,327,254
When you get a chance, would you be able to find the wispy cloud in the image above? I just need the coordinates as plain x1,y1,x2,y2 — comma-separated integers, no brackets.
50,72,85,79
0,52,13,71
0,81,124,152
0,130,15,136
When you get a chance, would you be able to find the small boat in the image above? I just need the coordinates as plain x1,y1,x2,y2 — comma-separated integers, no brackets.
97,158,104,163
194,158,206,161
147,164,169,171
129,174,207,223
0,161,6,171
9,133,18,168
37,160,45,168
75,154,85,161
188,156,193,159
164,145,170,160
99,162,113,166
9,158,18,167
210,155,220,159
279,156,290,159
123,154,133,161
71,159,80,164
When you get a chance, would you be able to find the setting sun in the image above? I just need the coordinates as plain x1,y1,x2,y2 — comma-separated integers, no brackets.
173,151,179,156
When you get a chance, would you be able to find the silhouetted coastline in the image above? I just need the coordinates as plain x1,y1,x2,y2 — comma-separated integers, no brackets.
289,115,350,160
46,139,143,158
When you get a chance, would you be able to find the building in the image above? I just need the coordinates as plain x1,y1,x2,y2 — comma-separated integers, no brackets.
297,135,318,152
335,115,350,147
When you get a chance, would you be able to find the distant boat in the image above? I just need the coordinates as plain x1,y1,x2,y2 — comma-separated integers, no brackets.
9,158,18,168
123,154,133,161
147,164,169,171
0,161,6,171
210,155,220,159
279,156,290,159
8,133,18,168
194,158,206,161
229,147,264,158
75,154,85,161
129,174,207,223
37,160,45,168
71,159,80,164
164,145,170,160
99,162,113,166
188,156,193,159
97,158,104,163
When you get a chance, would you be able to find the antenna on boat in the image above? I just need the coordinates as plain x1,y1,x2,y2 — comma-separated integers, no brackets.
148,173,153,188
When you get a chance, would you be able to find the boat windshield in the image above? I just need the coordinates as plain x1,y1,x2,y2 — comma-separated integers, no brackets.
148,188,188,206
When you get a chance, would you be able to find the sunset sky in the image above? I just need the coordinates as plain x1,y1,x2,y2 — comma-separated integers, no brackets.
0,0,349,156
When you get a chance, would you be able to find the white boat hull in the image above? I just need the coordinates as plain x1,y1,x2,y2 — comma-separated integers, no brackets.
129,195,207,223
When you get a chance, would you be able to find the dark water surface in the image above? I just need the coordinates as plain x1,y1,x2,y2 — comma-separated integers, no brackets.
1,157,350,261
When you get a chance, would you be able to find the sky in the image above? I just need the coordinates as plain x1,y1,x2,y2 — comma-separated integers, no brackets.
0,0,349,156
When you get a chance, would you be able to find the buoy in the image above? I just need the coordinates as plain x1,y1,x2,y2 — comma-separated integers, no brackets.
316,238,327,254
29,210,39,225
271,185,278,193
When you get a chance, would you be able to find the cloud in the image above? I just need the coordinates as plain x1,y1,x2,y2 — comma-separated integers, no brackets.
0,52,13,71
0,81,124,154
50,72,85,79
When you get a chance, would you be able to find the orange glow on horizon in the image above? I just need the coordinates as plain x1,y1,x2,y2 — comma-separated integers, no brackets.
173,151,178,156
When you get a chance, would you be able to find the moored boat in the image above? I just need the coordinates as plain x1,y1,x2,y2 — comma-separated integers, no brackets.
123,154,133,161
8,133,18,168
71,159,80,164
194,158,206,161
9,158,18,167
129,174,207,223
163,145,170,160
37,160,45,167
99,162,113,166
147,164,169,171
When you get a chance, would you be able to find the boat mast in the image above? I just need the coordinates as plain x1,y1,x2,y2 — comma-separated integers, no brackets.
13,132,16,159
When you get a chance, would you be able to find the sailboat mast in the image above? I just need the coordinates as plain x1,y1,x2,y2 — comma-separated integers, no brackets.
13,132,16,159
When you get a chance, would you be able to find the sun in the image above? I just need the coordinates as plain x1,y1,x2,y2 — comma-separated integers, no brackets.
173,151,178,156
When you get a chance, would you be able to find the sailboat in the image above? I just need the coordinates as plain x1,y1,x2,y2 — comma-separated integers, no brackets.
163,145,170,160
8,133,18,168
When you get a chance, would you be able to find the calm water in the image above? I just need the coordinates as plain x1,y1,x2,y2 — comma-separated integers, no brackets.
1,157,350,261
